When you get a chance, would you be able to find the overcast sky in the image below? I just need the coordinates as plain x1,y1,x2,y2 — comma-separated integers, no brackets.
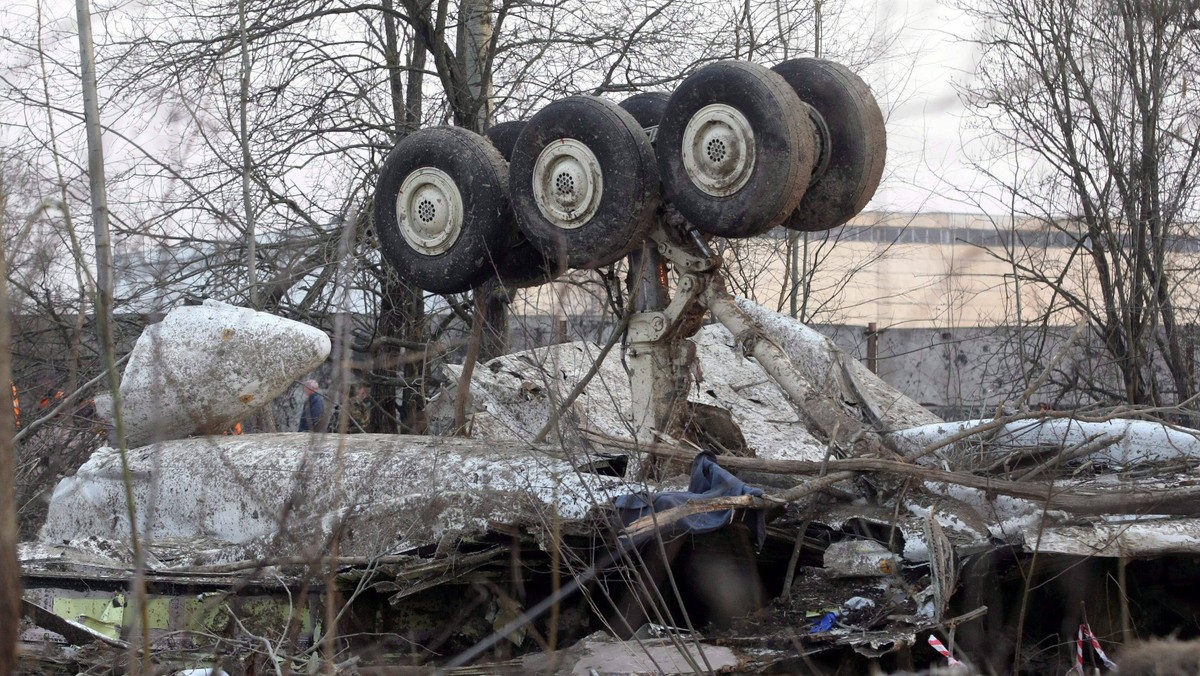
0,0,996,217
857,0,990,215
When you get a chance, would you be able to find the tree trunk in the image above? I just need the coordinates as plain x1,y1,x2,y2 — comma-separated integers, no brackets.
457,0,509,357
477,280,509,362
368,5,428,433
238,0,258,308
370,270,427,433
454,0,493,131
0,153,19,676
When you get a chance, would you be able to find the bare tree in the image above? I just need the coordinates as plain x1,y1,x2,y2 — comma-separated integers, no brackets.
960,0,1200,409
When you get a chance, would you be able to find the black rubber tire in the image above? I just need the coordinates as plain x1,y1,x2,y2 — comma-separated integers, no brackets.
492,236,562,288
484,120,525,161
619,92,671,128
509,96,660,269
657,60,815,238
373,126,510,294
483,121,563,288
772,58,886,232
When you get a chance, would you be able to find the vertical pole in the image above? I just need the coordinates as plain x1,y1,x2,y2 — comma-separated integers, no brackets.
75,2,148,668
790,0,821,320
788,231,799,317
77,0,112,333
866,321,878,373
75,2,128,443
813,0,822,58
238,0,258,307
782,1,820,319
0,160,19,676
626,241,687,451
1118,555,1131,644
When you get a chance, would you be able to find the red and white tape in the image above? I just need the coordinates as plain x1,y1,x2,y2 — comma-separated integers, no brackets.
1075,624,1118,673
928,634,964,667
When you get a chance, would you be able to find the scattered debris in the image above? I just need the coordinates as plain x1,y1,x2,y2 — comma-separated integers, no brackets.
613,452,766,548
20,296,1200,673
823,539,897,578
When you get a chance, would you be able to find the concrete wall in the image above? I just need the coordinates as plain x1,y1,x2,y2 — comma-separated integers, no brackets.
503,315,1192,420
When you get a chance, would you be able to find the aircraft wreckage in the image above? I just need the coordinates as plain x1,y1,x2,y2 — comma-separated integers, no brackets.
19,58,1200,674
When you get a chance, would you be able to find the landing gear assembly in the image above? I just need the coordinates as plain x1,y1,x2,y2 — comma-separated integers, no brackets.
372,57,887,440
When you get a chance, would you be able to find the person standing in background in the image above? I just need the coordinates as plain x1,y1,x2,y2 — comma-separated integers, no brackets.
299,379,325,432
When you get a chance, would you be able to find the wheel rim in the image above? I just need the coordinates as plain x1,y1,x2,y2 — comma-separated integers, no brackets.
681,103,756,196
396,167,463,256
531,138,604,229
804,102,832,188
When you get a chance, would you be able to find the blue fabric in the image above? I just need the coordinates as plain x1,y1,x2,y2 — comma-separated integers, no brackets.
300,392,325,432
613,452,766,548
809,612,838,633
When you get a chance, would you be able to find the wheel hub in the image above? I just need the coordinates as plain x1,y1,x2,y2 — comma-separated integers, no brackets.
681,103,756,196
396,167,463,256
532,138,603,229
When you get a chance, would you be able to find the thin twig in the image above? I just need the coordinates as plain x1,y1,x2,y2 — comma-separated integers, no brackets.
781,520,810,597
13,353,129,444
453,291,487,435
1016,433,1124,481
533,307,635,444
1013,317,1088,412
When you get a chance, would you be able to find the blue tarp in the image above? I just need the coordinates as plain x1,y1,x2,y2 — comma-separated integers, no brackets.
613,451,766,548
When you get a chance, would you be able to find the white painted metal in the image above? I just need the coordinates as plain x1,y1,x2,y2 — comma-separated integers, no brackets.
396,167,464,255
531,138,603,228
106,300,330,447
39,435,628,561
681,104,756,196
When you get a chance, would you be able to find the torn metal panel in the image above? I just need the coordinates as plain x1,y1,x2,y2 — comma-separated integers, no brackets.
19,539,144,571
435,321,893,463
432,339,636,444
21,584,318,649
922,513,956,623
822,540,897,577
688,327,825,461
1027,517,1200,557
21,599,130,648
731,296,943,431
889,417,1200,465
567,636,740,674
39,434,629,562
99,300,330,446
